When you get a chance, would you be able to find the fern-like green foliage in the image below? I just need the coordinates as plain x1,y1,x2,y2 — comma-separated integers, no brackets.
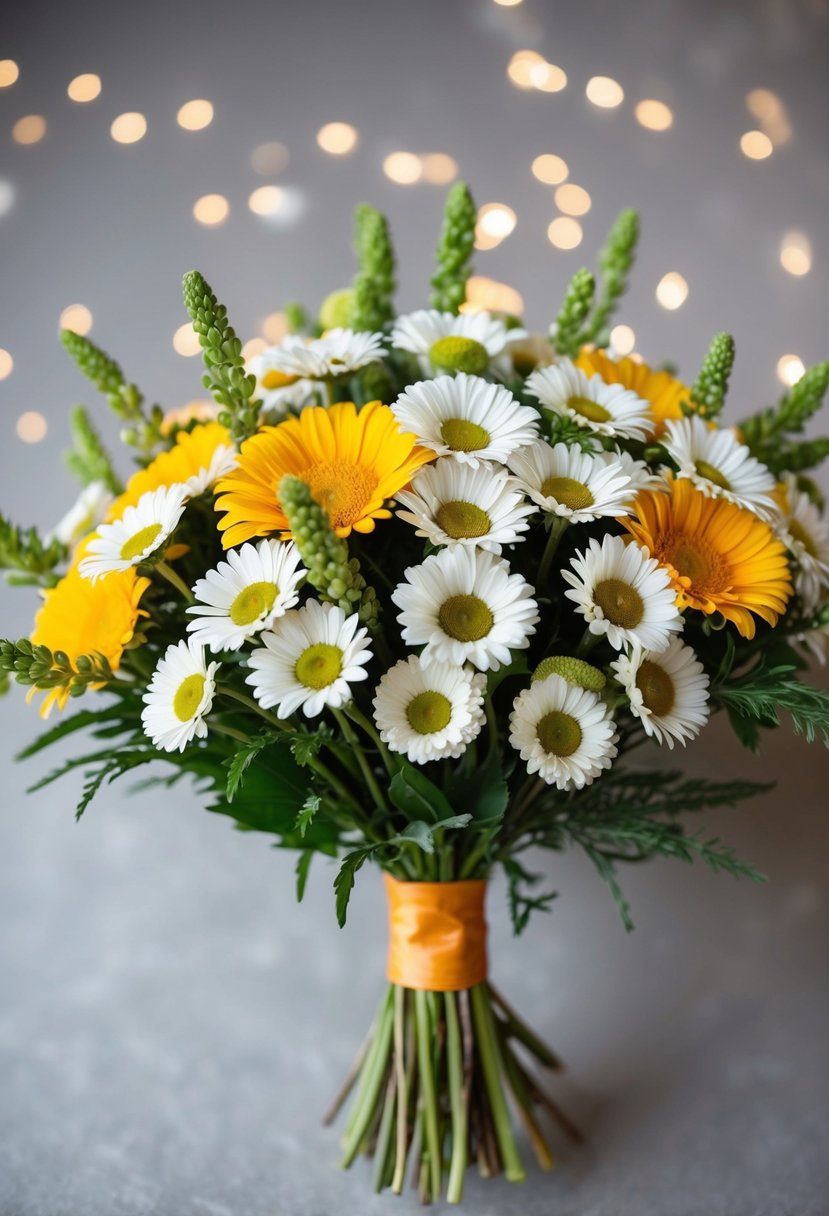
552,268,595,358
690,332,735,419
578,209,639,348
64,405,122,493
351,204,396,332
714,661,829,751
0,637,113,695
0,518,67,587
60,330,163,454
430,182,477,314
739,360,829,475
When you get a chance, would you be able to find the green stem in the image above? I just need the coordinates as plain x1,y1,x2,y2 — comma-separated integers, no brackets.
341,986,395,1166
484,694,498,762
415,988,442,1201
216,684,289,729
154,559,195,602
333,707,389,814
211,722,251,744
459,835,492,880
576,628,602,659
345,704,396,775
537,517,569,590
470,984,526,1183
372,1073,397,1192
391,986,410,1194
445,991,468,1204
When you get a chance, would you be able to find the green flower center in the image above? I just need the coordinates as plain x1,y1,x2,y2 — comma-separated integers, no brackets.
532,655,606,691
539,475,594,511
435,500,492,539
567,395,611,424
229,581,278,626
438,594,494,642
295,643,343,690
536,710,582,757
429,336,490,376
440,418,491,453
173,673,206,722
120,522,163,561
405,690,453,735
593,578,644,629
695,459,731,491
788,519,818,558
635,659,675,717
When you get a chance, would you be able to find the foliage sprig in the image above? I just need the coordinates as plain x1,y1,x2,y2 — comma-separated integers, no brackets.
65,405,123,494
0,518,67,587
552,268,595,358
578,209,639,348
690,332,736,419
351,205,396,332
739,360,829,475
430,182,476,314
60,330,163,455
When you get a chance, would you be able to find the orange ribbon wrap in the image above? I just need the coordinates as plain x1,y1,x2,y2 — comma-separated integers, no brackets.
384,873,488,992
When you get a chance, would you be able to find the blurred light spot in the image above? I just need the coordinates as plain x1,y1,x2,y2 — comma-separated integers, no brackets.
110,112,146,143
59,304,93,335
317,122,358,155
478,203,517,239
262,312,289,343
547,217,583,249
586,76,624,108
242,337,268,361
0,180,15,218
507,50,546,90
177,99,214,131
656,272,688,310
529,62,567,92
0,348,13,379
740,130,772,160
628,352,644,364
421,153,458,184
248,185,285,216
12,115,46,145
493,0,523,6
610,324,636,355
17,411,47,443
383,152,422,184
251,141,289,175
0,60,19,88
67,73,101,103
173,323,201,356
555,183,591,216
777,354,804,386
532,154,568,184
635,99,673,131
461,276,524,316
746,88,782,122
780,231,812,277
193,193,229,226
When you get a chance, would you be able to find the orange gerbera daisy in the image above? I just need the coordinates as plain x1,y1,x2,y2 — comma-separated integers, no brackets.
215,400,434,548
576,347,690,439
621,478,792,639
109,422,233,518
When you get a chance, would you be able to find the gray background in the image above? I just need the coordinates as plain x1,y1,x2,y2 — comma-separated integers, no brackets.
1,1,828,1212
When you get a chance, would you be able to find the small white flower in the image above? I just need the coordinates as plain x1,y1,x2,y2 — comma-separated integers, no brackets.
262,328,386,380
526,357,652,441
46,481,113,548
78,485,188,582
563,533,683,653
601,447,667,495
509,674,618,790
391,309,524,376
187,539,306,652
372,655,486,764
663,416,777,518
245,600,372,718
395,458,533,553
507,440,635,523
247,347,315,417
392,545,539,672
185,443,239,496
797,619,829,665
776,474,829,613
392,373,539,466
611,638,710,749
141,639,219,753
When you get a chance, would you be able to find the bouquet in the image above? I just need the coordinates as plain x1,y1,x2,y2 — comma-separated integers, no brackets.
3,184,829,1205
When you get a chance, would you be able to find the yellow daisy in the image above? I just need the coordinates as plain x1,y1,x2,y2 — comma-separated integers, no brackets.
215,400,434,547
109,422,233,518
621,478,792,639
576,347,690,439
29,539,150,717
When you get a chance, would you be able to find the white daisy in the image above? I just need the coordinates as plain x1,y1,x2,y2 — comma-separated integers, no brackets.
185,443,239,497
601,448,667,495
247,347,315,417
78,485,189,582
509,674,618,790
391,309,524,377
395,458,533,553
262,328,386,381
797,619,829,665
187,540,306,652
392,545,539,672
372,656,486,764
245,600,372,718
526,358,652,441
391,373,539,466
46,481,113,548
663,416,777,518
611,638,710,749
776,475,829,613
507,440,635,523
141,639,219,753
562,534,683,653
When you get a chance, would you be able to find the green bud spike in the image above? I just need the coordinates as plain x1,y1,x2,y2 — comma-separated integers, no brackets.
532,655,607,692
578,209,640,348
65,405,123,494
0,637,112,693
552,268,595,358
350,205,396,333
690,333,735,419
430,181,477,314
739,359,829,475
319,288,355,331
60,331,160,454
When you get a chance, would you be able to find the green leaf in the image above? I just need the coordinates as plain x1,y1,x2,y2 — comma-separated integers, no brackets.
17,707,132,760
446,750,509,828
334,846,375,927
714,662,829,746
207,739,310,833
388,763,455,824
485,653,528,696
295,793,321,838
295,850,313,902
502,858,558,936
396,820,434,854
224,731,278,802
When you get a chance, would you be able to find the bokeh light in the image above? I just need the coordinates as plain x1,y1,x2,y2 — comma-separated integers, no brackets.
493,0,523,6
59,304,93,336
531,154,568,185
17,412,47,443
528,62,567,92
421,153,458,184
317,122,358,155
507,50,546,89
0,349,13,380
554,183,591,216
475,203,517,250
740,130,773,159
635,99,673,130
110,112,147,143
777,354,805,386
241,337,268,361
547,217,583,249
383,152,422,184
262,312,290,343
746,88,791,145
177,99,214,131
656,272,689,310
173,323,202,356
780,231,812,277
12,116,46,145
0,60,19,88
461,276,525,317
610,324,636,355
193,194,229,226
586,76,624,108
248,185,285,216
251,141,290,175
67,73,102,102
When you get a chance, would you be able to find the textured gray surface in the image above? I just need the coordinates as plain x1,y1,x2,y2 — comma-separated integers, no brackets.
2,1,829,1212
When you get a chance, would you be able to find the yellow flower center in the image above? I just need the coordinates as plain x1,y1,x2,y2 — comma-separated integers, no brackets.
230,581,278,626
302,461,379,530
788,519,818,558
261,369,300,390
664,534,729,595
536,710,582,757
173,673,206,722
295,642,343,690
406,690,453,735
695,459,731,491
532,656,606,691
440,418,491,453
635,659,675,717
438,594,494,642
435,500,491,539
429,336,490,376
540,475,594,511
567,395,611,424
120,523,163,561
593,578,644,629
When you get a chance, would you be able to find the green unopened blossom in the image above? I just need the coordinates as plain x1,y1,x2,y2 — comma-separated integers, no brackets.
690,333,735,419
532,655,606,692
